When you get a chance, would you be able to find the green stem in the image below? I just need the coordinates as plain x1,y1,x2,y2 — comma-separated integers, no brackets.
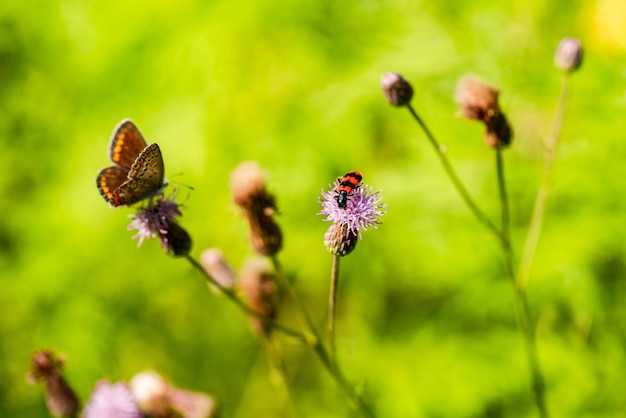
406,103,500,237
328,254,340,364
312,339,376,418
184,254,306,343
517,74,572,290
495,151,548,418
515,287,548,418
261,335,299,418
191,252,365,415
269,256,320,347
270,256,376,418
495,152,513,251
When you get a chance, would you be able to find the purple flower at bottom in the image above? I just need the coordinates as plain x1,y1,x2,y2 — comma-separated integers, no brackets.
318,180,387,256
84,380,143,418
128,196,192,257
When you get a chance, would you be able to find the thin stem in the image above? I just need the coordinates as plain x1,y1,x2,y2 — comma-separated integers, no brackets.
312,338,376,418
270,256,376,418
406,103,500,237
269,256,320,347
495,151,548,418
496,149,515,272
514,287,548,418
328,254,340,364
184,254,306,343
517,74,572,290
261,335,299,418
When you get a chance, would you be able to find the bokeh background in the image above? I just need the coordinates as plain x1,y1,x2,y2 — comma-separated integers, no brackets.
1,0,625,417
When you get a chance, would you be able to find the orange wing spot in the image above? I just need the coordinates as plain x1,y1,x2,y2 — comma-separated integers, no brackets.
99,177,115,199
112,135,125,162
129,155,145,176
99,179,109,193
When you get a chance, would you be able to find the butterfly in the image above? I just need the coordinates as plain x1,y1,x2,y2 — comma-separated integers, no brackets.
96,119,166,207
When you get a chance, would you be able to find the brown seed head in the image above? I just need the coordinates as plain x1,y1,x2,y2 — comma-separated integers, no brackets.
231,161,267,208
456,75,513,149
28,350,80,418
231,161,283,256
455,75,501,121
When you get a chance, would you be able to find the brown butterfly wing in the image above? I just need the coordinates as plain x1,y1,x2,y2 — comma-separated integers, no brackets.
96,166,129,204
109,119,148,170
110,143,165,207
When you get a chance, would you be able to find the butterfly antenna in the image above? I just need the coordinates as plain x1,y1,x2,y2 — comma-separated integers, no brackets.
168,172,195,191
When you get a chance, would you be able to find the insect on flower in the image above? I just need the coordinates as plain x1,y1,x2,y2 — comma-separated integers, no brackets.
334,171,362,209
319,172,387,256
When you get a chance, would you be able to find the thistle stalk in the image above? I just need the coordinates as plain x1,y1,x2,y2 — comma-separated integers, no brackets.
495,149,548,418
517,74,572,290
328,254,341,364
406,103,500,236
270,256,376,418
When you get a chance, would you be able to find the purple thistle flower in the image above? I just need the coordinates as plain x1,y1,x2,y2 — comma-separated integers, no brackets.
318,179,387,256
128,195,192,257
84,380,143,418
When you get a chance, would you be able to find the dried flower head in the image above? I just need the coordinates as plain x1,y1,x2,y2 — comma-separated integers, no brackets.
381,72,414,107
231,162,282,256
128,195,192,257
318,176,387,256
130,371,216,418
27,350,80,418
554,37,583,73
455,75,513,148
84,380,142,418
238,258,277,335
200,248,236,290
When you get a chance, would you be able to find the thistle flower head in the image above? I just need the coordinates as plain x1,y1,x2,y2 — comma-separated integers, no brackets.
200,248,236,290
128,194,192,257
318,177,387,256
238,258,277,335
28,350,80,418
455,75,501,121
130,371,216,418
231,161,282,256
380,72,414,107
455,75,513,149
554,37,583,73
84,380,142,418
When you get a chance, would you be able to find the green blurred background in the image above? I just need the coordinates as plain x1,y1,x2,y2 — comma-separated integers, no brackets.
1,0,625,416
